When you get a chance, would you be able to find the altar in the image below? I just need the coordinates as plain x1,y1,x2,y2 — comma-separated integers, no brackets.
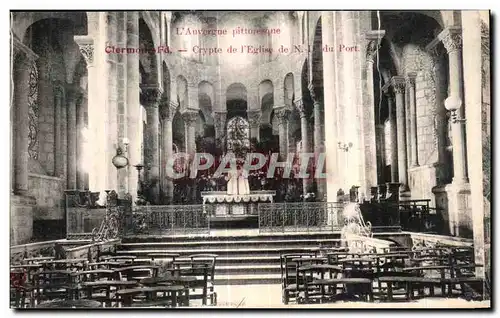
201,191,276,221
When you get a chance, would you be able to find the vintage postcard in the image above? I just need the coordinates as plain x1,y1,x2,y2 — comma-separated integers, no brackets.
9,10,491,309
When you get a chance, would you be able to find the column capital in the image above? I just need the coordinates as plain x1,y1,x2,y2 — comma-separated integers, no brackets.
73,35,94,66
438,26,462,54
65,82,84,100
308,83,320,103
294,99,309,118
365,30,385,63
391,76,406,94
12,36,38,66
140,84,163,107
406,72,417,87
247,110,261,127
274,107,290,125
181,110,198,126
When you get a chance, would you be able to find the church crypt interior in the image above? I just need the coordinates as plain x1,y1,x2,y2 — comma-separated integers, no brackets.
9,10,491,308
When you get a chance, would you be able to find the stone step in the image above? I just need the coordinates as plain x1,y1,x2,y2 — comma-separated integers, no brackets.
122,232,341,243
215,264,280,275
214,274,281,285
116,247,320,257
118,239,341,251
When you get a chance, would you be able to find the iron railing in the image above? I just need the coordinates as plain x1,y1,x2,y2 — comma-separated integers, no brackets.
258,202,345,233
124,204,210,236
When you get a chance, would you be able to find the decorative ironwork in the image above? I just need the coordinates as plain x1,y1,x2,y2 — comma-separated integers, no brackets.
226,116,250,152
124,204,210,236
28,61,39,160
92,190,122,241
258,202,345,233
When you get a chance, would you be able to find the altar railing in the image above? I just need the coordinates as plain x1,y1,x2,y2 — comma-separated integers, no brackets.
258,202,345,233
124,205,209,236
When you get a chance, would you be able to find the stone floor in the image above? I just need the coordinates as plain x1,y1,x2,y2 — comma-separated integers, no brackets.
192,284,491,308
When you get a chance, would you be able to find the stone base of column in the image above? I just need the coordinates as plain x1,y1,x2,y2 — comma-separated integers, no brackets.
10,194,36,245
445,182,472,238
399,190,411,201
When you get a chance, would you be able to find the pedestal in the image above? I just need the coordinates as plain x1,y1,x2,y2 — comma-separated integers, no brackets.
445,182,472,237
10,194,36,245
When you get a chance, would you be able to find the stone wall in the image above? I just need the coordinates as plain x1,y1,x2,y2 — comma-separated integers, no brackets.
11,195,36,245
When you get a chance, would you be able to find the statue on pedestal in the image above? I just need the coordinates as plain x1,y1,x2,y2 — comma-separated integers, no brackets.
226,164,250,195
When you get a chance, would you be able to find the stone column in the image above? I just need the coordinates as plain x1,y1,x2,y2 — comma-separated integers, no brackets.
141,85,162,204
462,11,487,279
383,86,398,183
392,76,409,191
126,11,141,203
294,98,311,195
274,107,290,157
406,72,419,167
75,34,108,205
213,112,227,142
441,27,468,184
365,31,385,193
309,85,324,155
247,110,261,142
53,83,64,178
76,94,87,190
66,83,80,189
182,111,198,156
12,40,38,195
161,100,177,204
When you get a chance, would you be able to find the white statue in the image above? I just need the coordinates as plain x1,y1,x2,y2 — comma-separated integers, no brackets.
226,165,250,195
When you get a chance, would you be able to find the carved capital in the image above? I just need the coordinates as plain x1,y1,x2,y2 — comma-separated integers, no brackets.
181,111,198,126
274,107,290,125
247,110,261,127
308,83,319,102
391,76,406,94
439,27,462,54
140,85,163,107
12,36,38,67
65,83,83,101
294,99,308,118
365,30,385,63
74,36,94,66
406,72,417,88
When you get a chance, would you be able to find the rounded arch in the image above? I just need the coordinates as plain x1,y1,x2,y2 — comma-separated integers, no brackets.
139,17,159,85
176,75,188,110
284,73,294,107
226,83,248,119
198,81,214,126
259,80,274,127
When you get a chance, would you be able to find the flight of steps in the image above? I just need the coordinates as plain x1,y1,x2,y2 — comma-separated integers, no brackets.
116,233,343,285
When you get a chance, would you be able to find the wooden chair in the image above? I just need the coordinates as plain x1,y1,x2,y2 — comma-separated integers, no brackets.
169,259,214,306
114,265,160,282
186,254,217,305
280,252,317,304
33,270,77,303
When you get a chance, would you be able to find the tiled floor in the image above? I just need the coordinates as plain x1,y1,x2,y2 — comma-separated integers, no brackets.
192,284,491,308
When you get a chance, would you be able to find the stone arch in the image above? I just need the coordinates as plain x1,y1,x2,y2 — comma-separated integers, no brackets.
226,83,248,120
198,81,215,126
139,17,159,85
284,73,295,107
259,80,274,126
176,75,188,110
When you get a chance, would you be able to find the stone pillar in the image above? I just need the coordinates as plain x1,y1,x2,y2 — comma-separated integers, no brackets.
75,32,108,205
274,107,290,158
66,83,80,189
439,26,471,237
383,86,399,183
12,40,38,195
309,82,327,201
406,72,419,167
462,11,487,280
214,112,227,142
441,27,469,184
392,76,409,191
375,124,386,184
53,84,64,178
126,11,141,203
182,111,198,156
247,110,261,142
161,101,177,204
295,98,311,195
141,85,162,204
365,31,385,193
76,94,87,190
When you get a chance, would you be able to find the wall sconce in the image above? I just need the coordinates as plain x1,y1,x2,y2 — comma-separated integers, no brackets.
112,138,130,169
445,97,466,124
338,142,353,152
